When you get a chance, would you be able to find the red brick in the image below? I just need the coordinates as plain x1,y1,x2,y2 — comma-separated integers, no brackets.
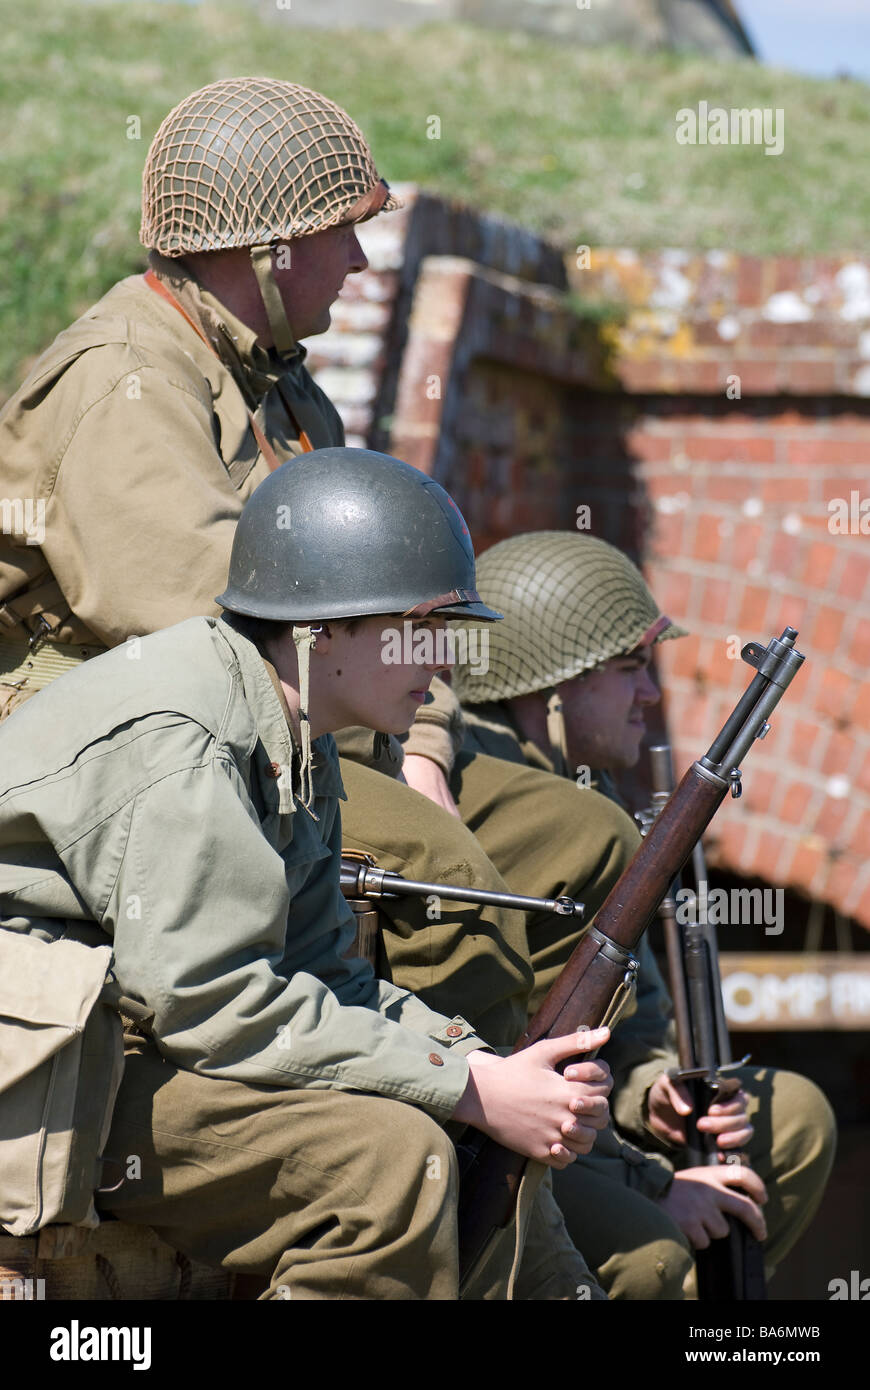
714,815,748,872
729,521,766,571
813,796,852,843
777,779,814,826
848,617,870,669
707,638,741,687
625,430,672,463
753,829,787,882
760,476,812,504
769,531,802,577
772,257,802,293
843,861,870,927
790,438,870,467
650,510,685,558
691,513,724,563
700,577,732,625
684,435,776,464
747,322,807,350
801,540,838,590
838,553,870,602
736,258,765,307
707,474,752,503
679,693,716,740
785,360,839,392
851,683,870,734
728,360,780,394
669,631,703,681
745,767,777,817
789,717,823,763
654,569,694,623
737,586,771,631
618,359,670,393
644,472,687,500
824,854,865,922
808,605,847,655
813,667,858,725
849,809,870,866
820,729,856,777
678,361,725,393
858,748,870,796
784,840,826,895
817,478,867,511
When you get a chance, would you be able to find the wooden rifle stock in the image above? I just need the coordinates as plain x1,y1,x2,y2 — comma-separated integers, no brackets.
456,626,805,1289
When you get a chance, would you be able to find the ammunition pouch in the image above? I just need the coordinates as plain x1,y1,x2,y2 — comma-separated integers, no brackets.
0,929,124,1237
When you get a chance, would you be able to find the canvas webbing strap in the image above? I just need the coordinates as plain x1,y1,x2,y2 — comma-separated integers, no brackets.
144,270,314,466
0,636,104,692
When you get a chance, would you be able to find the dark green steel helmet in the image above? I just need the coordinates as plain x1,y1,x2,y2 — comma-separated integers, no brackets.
216,447,502,623
452,531,687,704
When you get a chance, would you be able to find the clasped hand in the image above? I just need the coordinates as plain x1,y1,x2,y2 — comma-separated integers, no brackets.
454,1028,613,1169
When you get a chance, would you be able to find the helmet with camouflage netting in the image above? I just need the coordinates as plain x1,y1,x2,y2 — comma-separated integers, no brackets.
140,77,399,352
452,531,687,706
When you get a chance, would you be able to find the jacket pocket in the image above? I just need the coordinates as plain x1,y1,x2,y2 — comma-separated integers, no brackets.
0,929,123,1236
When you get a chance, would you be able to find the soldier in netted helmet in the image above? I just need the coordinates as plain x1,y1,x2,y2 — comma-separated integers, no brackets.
450,531,835,1300
453,530,686,789
0,83,625,1298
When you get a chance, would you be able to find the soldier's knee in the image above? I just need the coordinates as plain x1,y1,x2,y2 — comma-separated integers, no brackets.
772,1069,837,1175
601,1233,693,1301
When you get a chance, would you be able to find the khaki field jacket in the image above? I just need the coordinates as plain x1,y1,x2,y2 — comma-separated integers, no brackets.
0,617,483,1118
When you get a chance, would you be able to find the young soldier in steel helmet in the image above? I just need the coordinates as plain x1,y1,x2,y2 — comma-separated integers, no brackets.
0,453,614,1300
451,530,836,1299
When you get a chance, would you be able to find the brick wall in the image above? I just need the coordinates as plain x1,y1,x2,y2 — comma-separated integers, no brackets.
311,192,870,931
572,251,870,930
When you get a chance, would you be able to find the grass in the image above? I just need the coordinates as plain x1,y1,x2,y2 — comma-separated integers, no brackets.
2,0,869,397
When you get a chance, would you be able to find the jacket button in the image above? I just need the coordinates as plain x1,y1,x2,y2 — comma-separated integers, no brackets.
266,762,282,778
445,1024,463,1038
428,1052,445,1066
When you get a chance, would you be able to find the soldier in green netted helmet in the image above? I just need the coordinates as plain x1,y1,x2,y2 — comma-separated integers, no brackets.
450,531,835,1300
453,530,686,788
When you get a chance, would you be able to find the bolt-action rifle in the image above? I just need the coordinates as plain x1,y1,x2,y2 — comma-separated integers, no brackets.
451,627,804,1288
638,743,767,1301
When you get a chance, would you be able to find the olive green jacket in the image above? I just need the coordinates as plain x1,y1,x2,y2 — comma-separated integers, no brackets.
461,701,682,1194
0,256,459,772
0,616,483,1120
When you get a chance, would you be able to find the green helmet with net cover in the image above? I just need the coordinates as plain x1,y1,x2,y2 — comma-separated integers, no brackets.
140,77,399,353
452,531,686,707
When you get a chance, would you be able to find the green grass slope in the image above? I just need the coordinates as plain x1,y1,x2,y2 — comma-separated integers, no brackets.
2,0,868,396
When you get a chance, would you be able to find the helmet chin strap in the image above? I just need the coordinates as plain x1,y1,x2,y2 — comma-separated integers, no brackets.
250,245,297,356
544,689,571,779
292,623,319,818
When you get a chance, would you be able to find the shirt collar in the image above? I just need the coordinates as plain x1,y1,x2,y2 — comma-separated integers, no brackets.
147,251,308,402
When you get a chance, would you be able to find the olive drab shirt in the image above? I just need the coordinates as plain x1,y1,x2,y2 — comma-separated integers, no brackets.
460,700,682,1197
0,616,483,1115
0,255,460,772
